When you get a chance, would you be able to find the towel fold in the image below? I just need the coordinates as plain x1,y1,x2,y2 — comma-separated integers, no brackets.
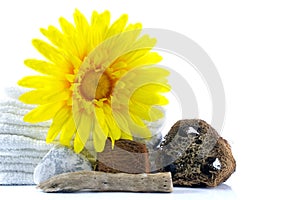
0,149,49,157
0,105,31,116
0,135,53,151
0,86,53,185
0,99,35,110
0,163,37,173
0,124,48,140
0,172,35,185
0,112,51,127
0,155,47,165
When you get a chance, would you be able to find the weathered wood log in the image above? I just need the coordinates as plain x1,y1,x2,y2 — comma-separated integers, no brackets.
37,171,173,193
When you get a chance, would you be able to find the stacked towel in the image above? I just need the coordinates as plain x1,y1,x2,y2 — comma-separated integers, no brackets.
0,87,53,185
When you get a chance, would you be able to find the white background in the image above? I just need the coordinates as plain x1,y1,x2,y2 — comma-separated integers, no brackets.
1,0,300,199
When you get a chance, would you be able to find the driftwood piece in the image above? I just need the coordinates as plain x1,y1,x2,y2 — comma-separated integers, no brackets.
37,171,173,193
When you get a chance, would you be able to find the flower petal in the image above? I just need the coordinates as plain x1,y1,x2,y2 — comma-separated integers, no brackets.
24,59,65,77
59,17,75,36
93,122,107,152
40,25,64,49
74,112,93,153
103,104,121,147
95,107,109,137
32,39,69,67
18,75,68,89
19,89,70,105
46,106,71,142
105,14,128,39
60,116,76,146
23,101,65,123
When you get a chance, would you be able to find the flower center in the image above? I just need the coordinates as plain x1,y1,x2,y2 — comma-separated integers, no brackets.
79,70,112,101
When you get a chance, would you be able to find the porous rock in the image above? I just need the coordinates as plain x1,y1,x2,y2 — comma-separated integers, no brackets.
157,119,236,187
33,145,92,184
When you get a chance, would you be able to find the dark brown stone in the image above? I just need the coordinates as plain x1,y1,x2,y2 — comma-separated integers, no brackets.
96,139,150,174
157,119,236,187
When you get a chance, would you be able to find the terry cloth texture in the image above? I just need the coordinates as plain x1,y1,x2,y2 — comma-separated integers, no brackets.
0,87,53,185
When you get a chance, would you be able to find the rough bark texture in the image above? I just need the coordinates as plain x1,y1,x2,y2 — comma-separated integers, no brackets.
156,119,236,187
37,171,172,193
96,139,150,173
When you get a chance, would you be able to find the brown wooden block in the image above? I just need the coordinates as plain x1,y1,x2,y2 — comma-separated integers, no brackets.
96,139,150,174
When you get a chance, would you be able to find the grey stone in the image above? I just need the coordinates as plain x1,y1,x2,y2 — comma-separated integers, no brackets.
33,145,92,184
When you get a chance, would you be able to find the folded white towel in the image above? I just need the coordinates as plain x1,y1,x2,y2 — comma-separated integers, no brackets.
0,98,35,110
0,172,34,185
0,135,53,151
0,87,54,185
0,112,51,127
0,124,48,140
0,105,31,117
0,149,49,158
0,163,37,174
0,155,46,165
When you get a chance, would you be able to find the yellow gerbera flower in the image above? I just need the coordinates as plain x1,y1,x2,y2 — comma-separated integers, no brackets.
18,9,170,153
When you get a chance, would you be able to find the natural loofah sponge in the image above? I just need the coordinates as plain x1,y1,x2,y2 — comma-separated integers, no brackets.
157,119,236,187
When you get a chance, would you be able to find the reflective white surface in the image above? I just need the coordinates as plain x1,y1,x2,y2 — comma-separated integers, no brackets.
0,184,236,200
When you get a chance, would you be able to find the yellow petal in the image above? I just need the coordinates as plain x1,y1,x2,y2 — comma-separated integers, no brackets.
73,9,90,59
120,132,133,140
113,112,131,135
97,10,110,40
131,35,157,53
130,112,146,127
23,101,65,123
59,17,75,36
132,93,169,105
60,116,76,146
90,11,108,51
123,23,142,45
40,26,64,48
128,113,151,139
74,132,85,153
46,106,70,142
32,39,69,67
19,89,70,105
129,101,152,121
19,89,51,104
148,106,164,120
24,59,64,77
95,107,109,137
128,52,162,68
18,76,67,89
125,23,142,32
74,112,92,153
105,14,128,39
139,83,171,93
74,9,90,33
103,104,121,146
93,122,107,152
